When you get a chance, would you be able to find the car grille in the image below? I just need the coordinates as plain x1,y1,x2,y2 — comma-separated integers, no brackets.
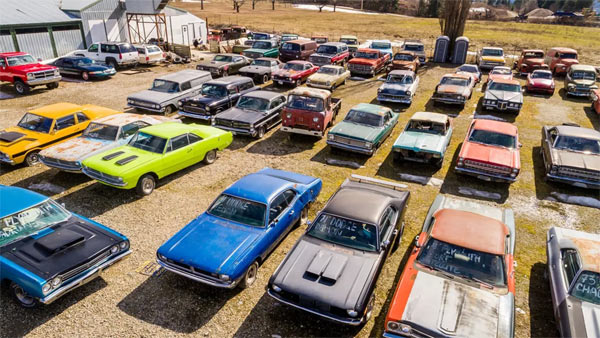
380,93,408,100
273,75,290,82
163,258,217,279
558,166,600,182
333,135,365,147
182,103,208,115
464,159,511,175
84,167,122,185
216,120,250,129
42,157,80,170
399,149,432,160
309,56,331,65
130,100,155,108
348,64,371,72
59,250,111,282
483,61,504,67
437,93,462,100
244,52,263,59
31,70,56,79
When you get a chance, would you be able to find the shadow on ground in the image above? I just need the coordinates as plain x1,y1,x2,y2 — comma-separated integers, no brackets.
529,262,558,338
247,129,316,156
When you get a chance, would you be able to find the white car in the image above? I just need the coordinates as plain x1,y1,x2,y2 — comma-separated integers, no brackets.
74,42,138,69
135,44,165,65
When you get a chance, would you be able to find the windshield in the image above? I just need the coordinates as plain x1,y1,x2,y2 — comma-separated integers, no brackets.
317,45,337,54
340,38,357,45
491,68,511,75
75,58,95,66
213,55,233,62
554,135,600,154
147,46,162,53
7,55,36,66
253,33,269,40
407,120,445,135
394,54,414,61
0,200,70,247
469,129,516,148
313,38,327,44
283,63,304,71
307,213,377,252
440,77,468,86
559,52,577,59
404,44,424,52
355,51,378,59
387,74,413,84
531,71,552,79
237,96,269,111
207,194,266,227
458,65,478,73
572,71,596,80
488,82,520,92
523,52,544,58
571,271,600,305
83,123,119,141
281,43,300,51
128,131,166,153
417,238,506,287
482,49,503,57
201,84,227,97
371,42,391,49
17,113,53,133
344,109,383,127
152,80,179,93
252,41,272,49
318,67,338,75
287,95,324,111
252,59,271,67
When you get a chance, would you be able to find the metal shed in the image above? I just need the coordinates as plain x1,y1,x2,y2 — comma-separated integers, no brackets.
61,0,130,47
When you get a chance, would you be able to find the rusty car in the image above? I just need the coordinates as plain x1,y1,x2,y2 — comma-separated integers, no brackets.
482,79,523,115
280,87,341,137
545,47,579,76
389,51,420,73
564,64,598,98
514,49,547,75
431,73,474,107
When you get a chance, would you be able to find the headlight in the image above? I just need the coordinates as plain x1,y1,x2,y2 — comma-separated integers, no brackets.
110,245,119,254
406,91,411,96
550,165,558,174
286,112,292,119
51,277,61,287
219,274,230,281
54,69,60,76
312,117,319,123
272,285,282,292
159,254,167,261
365,142,373,149
347,309,358,317
42,283,52,295
328,134,334,140
568,84,575,89
211,119,216,126
27,73,34,80
399,323,413,335
127,99,133,104
377,88,382,93
178,101,183,107
326,81,331,86
387,321,400,331
119,240,129,250
457,157,464,166
512,168,519,173
432,153,441,158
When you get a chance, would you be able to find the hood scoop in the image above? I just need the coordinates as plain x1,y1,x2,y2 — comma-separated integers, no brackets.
438,280,467,334
102,151,124,161
34,229,85,255
305,250,348,284
0,131,26,143
116,155,138,165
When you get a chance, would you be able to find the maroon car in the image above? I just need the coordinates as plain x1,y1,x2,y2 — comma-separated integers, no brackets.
526,69,555,95
272,60,319,87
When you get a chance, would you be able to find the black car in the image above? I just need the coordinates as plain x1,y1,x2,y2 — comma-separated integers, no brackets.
178,76,258,121
268,175,410,325
213,90,286,138
50,56,116,81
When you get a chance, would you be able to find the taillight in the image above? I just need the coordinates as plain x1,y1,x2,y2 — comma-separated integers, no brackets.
162,53,166,58
146,56,149,61
119,53,123,60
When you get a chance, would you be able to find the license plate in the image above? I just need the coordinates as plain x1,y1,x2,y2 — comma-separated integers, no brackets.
278,80,283,85
477,175,492,181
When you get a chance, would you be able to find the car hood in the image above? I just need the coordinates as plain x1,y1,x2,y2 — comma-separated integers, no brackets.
183,94,221,105
271,236,378,310
311,53,334,59
392,60,414,67
157,213,260,274
0,128,28,145
559,59,579,66
40,137,114,162
461,141,517,168
380,83,411,94
82,145,157,176
216,107,265,124
399,271,512,338
571,79,596,86
485,90,523,103
529,78,553,87
522,58,545,65
199,60,228,68
274,69,302,77
489,74,512,82
330,121,382,142
551,149,600,171
128,90,175,103
239,65,270,73
79,64,111,72
438,84,466,95
349,58,377,66
9,63,56,74
393,131,445,154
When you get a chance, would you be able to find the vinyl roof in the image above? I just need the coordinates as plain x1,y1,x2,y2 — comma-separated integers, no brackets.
323,187,392,225
2,0,80,26
410,112,449,124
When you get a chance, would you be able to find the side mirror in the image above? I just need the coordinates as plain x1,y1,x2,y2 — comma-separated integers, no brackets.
414,235,421,248
382,240,391,249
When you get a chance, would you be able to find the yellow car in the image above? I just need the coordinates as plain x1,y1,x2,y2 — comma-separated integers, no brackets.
0,103,120,166
306,65,350,91
477,47,506,71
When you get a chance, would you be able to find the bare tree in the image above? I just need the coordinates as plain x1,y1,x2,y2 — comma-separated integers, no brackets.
333,0,337,12
272,0,275,10
316,0,329,12
252,0,257,10
234,0,246,12
439,0,471,50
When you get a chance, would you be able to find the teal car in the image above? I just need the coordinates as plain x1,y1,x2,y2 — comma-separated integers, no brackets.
243,40,280,60
82,123,233,196
392,112,453,167
327,103,398,156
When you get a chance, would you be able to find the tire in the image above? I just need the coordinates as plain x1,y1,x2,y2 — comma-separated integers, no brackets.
261,74,269,84
81,71,89,81
239,261,259,289
10,282,38,308
203,149,217,164
108,59,118,70
25,151,40,166
14,80,30,95
136,174,156,196
256,125,266,139
163,105,174,116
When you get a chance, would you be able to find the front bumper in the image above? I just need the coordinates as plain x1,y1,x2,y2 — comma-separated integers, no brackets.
215,125,254,136
82,167,128,187
546,173,600,190
479,63,504,70
483,101,521,112
178,110,213,120
90,69,116,78
378,94,411,104
127,103,168,113
39,156,82,173
527,85,554,94
455,166,517,183
281,126,324,137
40,249,131,304
157,259,239,289
0,156,16,165
348,67,374,75
307,82,333,89
393,148,440,164
433,96,465,105
566,88,592,97
273,77,297,85
27,75,62,86
327,140,374,155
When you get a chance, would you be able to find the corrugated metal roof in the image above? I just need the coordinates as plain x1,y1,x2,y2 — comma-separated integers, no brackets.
1,0,80,26
60,0,101,11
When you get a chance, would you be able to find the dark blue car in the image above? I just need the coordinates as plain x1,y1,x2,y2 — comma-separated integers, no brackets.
50,56,116,81
157,168,322,289
0,185,130,307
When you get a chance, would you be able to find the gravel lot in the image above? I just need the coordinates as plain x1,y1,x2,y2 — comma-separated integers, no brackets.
0,58,598,338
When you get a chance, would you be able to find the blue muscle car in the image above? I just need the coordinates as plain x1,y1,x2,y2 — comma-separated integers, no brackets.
0,185,130,307
156,168,322,289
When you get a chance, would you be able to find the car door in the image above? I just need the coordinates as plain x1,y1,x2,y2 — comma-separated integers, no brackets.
86,44,100,61
542,127,557,171
555,249,580,332
263,189,298,257
227,85,240,109
53,113,80,141
187,132,206,164
63,59,79,76
161,133,191,176
378,206,398,261
264,97,284,128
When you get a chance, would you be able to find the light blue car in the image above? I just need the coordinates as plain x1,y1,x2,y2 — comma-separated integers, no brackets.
369,40,393,61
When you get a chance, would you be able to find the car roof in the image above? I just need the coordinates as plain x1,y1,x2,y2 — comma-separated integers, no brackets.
255,57,279,62
243,90,282,100
555,125,600,140
288,86,330,100
522,49,544,53
491,66,511,71
482,46,503,50
389,69,415,76
403,41,423,46
323,186,392,225
551,227,600,273
139,122,197,138
459,64,479,69
285,39,314,45
340,35,357,39
551,47,577,53
0,185,48,217
532,69,552,74
570,64,596,72
431,209,509,255
472,119,518,135
29,103,85,118
206,75,252,85
320,42,345,47
223,170,298,204
395,51,416,56
288,60,310,65
490,78,520,85
93,113,172,127
351,103,391,116
157,69,210,82
411,112,449,124
321,65,345,71
443,73,471,80
357,48,379,53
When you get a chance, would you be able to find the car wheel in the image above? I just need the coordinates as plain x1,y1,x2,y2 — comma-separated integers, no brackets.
163,105,173,116
46,82,59,89
25,151,40,166
136,174,156,196
256,126,266,139
14,80,30,95
262,74,269,84
239,261,259,289
81,71,90,81
203,149,217,164
108,59,118,70
10,282,38,308
222,69,229,77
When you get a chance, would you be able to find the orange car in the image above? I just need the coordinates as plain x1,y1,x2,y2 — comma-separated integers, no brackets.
486,66,513,85
0,103,119,166
384,195,516,338
592,88,600,114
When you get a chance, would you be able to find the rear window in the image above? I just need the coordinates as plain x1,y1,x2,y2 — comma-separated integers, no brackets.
281,43,300,51
119,44,137,53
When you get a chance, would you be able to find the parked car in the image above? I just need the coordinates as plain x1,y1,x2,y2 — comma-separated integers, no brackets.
347,48,390,78
564,64,598,97
306,65,350,91
377,70,420,105
545,47,579,76
50,56,115,81
384,194,516,338
281,33,299,42
281,87,342,137
74,42,138,69
268,175,410,325
196,54,251,77
546,227,600,338
526,69,555,95
0,52,61,95
369,40,393,60
402,40,426,64
127,70,211,115
279,40,318,62
213,90,286,138
134,44,165,65
272,60,319,87
308,42,350,67
82,123,232,196
39,113,177,173
431,73,474,106
392,112,453,167
339,35,360,57
482,79,523,114
178,76,257,121
540,124,600,189
514,49,547,75
327,103,398,156
456,64,482,84
243,40,280,59
486,66,513,85
251,32,280,45
311,35,328,45
593,88,600,114
157,168,322,289
238,57,282,84
0,185,131,307
455,119,521,183
389,51,420,73
0,103,119,166
477,47,506,71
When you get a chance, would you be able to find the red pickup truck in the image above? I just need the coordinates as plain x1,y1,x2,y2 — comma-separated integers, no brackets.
280,87,342,137
347,48,390,78
0,52,61,95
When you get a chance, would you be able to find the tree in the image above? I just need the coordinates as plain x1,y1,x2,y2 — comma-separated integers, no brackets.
234,0,245,13
272,0,275,10
427,0,440,17
315,0,329,12
439,0,471,51
333,0,337,12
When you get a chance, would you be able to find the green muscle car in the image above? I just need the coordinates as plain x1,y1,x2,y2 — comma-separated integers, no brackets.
242,40,280,60
326,103,398,156
82,123,233,196
392,112,453,167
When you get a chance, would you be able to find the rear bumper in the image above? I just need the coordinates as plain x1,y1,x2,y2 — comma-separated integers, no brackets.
327,140,374,155
157,259,239,289
455,166,517,183
27,75,62,86
378,95,411,104
546,173,600,189
281,126,323,137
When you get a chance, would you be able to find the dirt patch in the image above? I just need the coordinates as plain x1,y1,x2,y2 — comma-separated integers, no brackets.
535,102,572,125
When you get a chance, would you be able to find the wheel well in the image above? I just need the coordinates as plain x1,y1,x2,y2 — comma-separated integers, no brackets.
105,57,116,64
139,172,158,183
13,77,24,83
